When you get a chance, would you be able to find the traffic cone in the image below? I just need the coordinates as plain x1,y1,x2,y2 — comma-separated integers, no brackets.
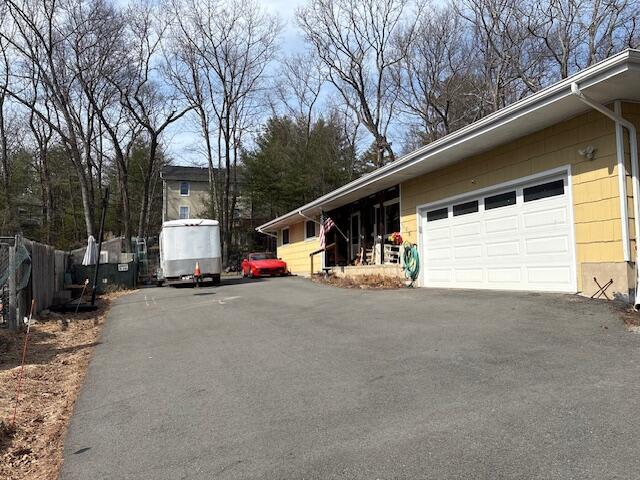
194,262,202,287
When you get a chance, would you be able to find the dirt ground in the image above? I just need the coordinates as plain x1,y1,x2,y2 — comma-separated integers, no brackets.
312,273,406,289
0,292,128,480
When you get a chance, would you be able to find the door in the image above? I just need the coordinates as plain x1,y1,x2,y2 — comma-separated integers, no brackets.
350,212,361,261
419,173,576,293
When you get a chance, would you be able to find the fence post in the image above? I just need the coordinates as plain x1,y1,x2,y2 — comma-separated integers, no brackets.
8,239,17,332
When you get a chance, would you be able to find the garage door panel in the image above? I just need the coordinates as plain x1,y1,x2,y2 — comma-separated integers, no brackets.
525,236,570,255
454,244,483,259
455,269,484,283
487,267,522,284
452,221,482,237
428,225,451,241
484,215,519,234
426,246,452,261
523,207,568,229
421,173,576,293
486,240,520,257
526,266,572,285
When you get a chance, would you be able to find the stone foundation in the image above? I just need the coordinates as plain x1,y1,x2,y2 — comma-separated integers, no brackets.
330,264,404,279
580,262,633,301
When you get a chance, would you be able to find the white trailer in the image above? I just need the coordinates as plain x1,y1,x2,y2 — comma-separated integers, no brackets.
159,219,222,286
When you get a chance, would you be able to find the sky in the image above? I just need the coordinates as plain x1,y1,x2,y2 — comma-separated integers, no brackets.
165,0,308,166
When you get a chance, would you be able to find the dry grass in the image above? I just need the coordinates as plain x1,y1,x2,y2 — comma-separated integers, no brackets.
312,273,406,289
0,290,130,480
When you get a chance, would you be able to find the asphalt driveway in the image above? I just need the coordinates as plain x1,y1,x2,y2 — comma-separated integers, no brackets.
61,277,640,479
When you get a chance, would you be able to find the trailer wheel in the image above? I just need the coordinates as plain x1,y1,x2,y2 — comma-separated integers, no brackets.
212,274,221,286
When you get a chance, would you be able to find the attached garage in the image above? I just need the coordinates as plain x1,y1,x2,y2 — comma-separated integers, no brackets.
418,170,576,293
258,50,640,302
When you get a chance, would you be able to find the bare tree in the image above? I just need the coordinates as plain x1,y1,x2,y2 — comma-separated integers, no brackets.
522,0,640,78
397,5,485,143
297,0,421,167
69,0,139,244
275,51,326,141
0,19,13,231
167,0,281,262
0,0,101,236
117,0,192,240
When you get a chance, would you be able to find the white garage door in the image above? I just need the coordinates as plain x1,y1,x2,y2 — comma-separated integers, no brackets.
419,173,576,293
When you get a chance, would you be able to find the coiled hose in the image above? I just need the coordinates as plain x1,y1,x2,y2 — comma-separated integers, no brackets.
402,242,420,287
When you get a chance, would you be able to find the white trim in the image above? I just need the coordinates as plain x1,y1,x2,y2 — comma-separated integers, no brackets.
567,164,579,294
179,205,190,220
415,165,577,293
304,219,317,240
281,226,290,246
179,181,190,197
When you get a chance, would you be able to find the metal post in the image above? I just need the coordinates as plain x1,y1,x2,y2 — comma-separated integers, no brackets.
91,186,110,306
8,239,17,332
379,196,385,264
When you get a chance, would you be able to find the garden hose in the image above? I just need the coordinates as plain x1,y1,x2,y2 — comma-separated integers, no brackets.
402,242,420,287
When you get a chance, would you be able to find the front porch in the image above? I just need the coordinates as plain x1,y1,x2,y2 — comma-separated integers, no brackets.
322,185,402,268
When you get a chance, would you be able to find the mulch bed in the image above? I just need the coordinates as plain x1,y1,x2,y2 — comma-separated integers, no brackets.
0,291,129,480
312,273,406,289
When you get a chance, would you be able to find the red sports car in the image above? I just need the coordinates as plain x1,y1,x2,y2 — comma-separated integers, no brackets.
241,252,289,278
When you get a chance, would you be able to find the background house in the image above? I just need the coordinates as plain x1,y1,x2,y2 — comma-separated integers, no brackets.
161,166,209,222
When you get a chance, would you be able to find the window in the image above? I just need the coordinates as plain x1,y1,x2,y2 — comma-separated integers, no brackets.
305,220,316,239
180,182,190,196
281,228,290,245
524,179,564,202
427,207,448,221
485,191,516,210
179,206,189,219
453,200,479,216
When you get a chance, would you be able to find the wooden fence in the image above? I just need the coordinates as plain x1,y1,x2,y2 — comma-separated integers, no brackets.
24,238,68,316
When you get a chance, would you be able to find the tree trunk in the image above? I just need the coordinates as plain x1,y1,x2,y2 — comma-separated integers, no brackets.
116,156,131,247
0,100,13,231
137,135,158,240
222,119,231,265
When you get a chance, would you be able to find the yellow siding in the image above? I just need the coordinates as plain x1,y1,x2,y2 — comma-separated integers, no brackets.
277,220,321,276
400,107,628,291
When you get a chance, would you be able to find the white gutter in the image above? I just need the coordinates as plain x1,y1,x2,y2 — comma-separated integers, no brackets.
615,101,631,262
298,211,321,225
256,227,278,239
571,83,640,306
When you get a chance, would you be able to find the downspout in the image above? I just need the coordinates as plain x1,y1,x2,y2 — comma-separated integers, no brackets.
614,101,631,262
571,83,640,306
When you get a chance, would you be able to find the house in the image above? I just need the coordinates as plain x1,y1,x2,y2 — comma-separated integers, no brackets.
161,166,209,222
257,49,640,300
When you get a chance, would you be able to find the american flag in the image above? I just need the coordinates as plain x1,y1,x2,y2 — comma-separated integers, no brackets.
319,217,335,249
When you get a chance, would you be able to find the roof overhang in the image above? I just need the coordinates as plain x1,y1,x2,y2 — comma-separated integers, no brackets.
257,49,640,232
